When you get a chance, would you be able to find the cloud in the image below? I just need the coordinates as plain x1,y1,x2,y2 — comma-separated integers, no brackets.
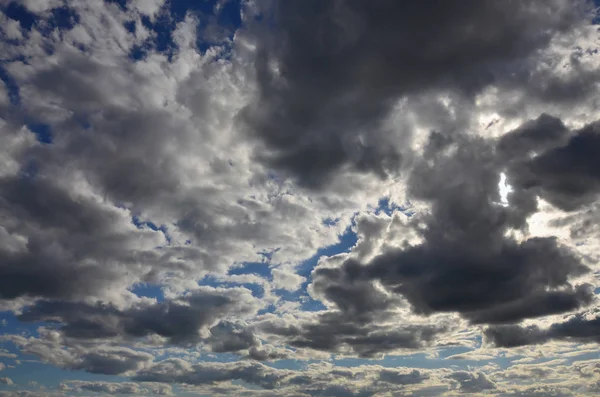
133,359,286,389
0,0,363,310
245,344,294,361
18,286,261,345
509,120,600,211
496,114,569,161
239,0,591,187
1,0,600,395
60,380,172,396
133,359,454,396
377,369,429,385
308,129,591,328
486,308,600,348
2,329,153,375
495,387,576,397
0,377,12,385
206,320,260,353
446,371,496,393
256,310,446,357
0,172,165,301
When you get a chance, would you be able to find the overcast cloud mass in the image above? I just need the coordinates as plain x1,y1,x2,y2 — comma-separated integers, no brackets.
1,0,600,396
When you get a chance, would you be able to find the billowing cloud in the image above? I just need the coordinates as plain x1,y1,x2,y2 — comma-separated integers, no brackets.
132,359,286,389
446,371,496,393
1,0,600,396
487,308,600,348
240,0,592,187
308,128,592,329
59,380,172,396
509,120,600,211
17,286,261,345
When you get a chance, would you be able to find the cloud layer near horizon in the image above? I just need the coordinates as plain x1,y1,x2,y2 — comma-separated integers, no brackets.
2,0,600,396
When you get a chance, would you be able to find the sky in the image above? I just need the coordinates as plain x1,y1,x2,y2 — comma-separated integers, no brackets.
1,0,600,396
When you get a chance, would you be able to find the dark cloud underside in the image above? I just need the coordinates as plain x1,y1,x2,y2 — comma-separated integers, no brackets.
241,0,589,187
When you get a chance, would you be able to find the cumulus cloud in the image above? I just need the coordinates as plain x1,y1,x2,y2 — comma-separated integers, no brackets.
487,308,600,348
509,120,600,211
1,0,600,395
18,286,261,345
240,0,592,187
2,329,153,375
308,128,592,329
446,371,496,393
60,380,172,396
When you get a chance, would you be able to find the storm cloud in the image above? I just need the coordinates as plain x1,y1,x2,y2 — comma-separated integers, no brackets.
309,127,592,329
241,0,591,187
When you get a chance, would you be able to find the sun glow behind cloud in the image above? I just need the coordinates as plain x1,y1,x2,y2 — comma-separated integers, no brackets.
498,172,513,207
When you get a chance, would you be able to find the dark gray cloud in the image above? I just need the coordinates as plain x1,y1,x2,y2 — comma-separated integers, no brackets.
484,324,549,348
132,358,447,396
466,285,593,324
245,345,293,362
251,118,598,354
207,320,260,353
60,380,172,396
240,0,590,187
357,237,587,322
18,287,259,345
133,359,285,389
258,310,444,357
0,35,353,303
497,114,569,161
0,173,160,301
2,1,600,394
486,309,600,348
308,129,591,327
509,120,600,211
72,348,153,375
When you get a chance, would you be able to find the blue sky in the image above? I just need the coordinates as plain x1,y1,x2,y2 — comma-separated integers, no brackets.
1,1,600,396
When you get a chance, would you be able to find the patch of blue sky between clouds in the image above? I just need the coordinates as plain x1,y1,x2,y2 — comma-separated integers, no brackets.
131,215,172,243
200,276,266,300
129,218,171,300
196,197,406,315
1,2,36,31
373,196,414,217
130,283,165,301
1,1,79,43
4,193,416,359
0,311,60,340
1,2,78,146
26,123,52,144
124,0,243,61
0,66,20,105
